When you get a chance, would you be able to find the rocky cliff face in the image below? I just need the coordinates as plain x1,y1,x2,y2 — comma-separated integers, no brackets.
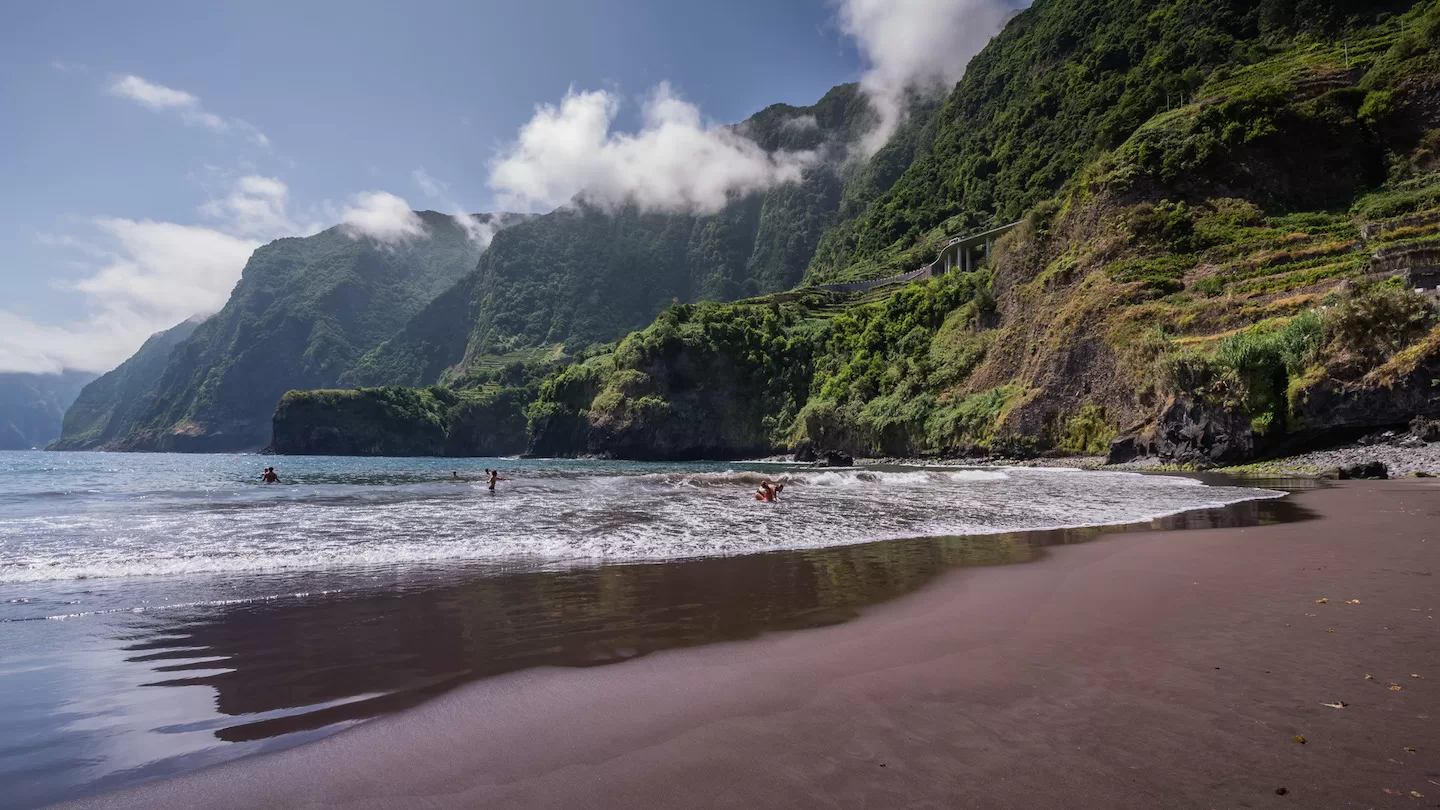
528,0,1440,464
271,386,529,457
350,83,888,389
95,212,506,452
50,319,202,451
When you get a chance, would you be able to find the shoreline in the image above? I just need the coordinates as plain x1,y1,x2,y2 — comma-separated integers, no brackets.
60,480,1440,809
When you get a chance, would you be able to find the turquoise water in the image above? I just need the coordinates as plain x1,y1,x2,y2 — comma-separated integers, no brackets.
0,451,1286,808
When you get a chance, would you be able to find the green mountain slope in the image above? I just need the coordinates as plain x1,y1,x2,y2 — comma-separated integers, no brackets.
102,212,509,452
525,0,1440,462
345,83,898,389
49,318,202,450
805,0,1419,284
0,371,96,450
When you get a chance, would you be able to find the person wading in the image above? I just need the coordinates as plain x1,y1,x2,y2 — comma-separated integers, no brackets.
485,469,508,492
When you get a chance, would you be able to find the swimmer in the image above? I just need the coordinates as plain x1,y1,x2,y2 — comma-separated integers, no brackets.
754,480,784,502
259,467,279,484
485,468,507,492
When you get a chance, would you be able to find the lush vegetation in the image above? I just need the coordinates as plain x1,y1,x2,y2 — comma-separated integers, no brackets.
272,385,531,457
526,271,1020,458
804,0,1419,284
71,213,494,451
50,318,201,450
65,0,1440,463
528,0,1440,461
350,84,898,390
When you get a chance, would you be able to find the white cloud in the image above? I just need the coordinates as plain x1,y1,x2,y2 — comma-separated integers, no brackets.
339,191,427,244
409,168,506,248
488,83,818,214
199,175,306,238
1,176,311,374
837,0,1024,154
453,213,503,249
108,74,271,148
781,115,820,132
412,168,447,199
110,74,198,111
71,219,260,319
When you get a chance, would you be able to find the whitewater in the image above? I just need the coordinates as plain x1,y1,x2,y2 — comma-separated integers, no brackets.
1,451,1280,597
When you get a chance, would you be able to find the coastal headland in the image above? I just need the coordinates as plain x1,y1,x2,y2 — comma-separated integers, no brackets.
63,480,1440,809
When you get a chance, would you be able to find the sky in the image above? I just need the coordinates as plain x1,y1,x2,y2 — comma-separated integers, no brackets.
0,0,1022,375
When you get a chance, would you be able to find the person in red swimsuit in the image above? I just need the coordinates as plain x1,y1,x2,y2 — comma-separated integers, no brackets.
754,481,784,502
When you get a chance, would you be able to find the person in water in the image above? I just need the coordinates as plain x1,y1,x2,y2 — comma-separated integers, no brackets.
259,467,279,484
485,469,507,491
754,480,784,502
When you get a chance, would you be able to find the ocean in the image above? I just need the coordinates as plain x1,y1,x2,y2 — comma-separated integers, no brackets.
0,451,1287,808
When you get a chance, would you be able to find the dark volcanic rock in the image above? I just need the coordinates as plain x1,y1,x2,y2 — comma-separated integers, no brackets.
792,441,818,463
1294,364,1440,438
1337,461,1388,480
822,450,855,468
1106,435,1149,465
1410,416,1440,443
1150,397,1256,466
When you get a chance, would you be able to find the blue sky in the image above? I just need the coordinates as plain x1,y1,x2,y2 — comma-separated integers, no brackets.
0,0,1018,373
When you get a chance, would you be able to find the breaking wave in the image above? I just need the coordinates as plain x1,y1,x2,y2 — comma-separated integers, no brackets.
0,454,1282,590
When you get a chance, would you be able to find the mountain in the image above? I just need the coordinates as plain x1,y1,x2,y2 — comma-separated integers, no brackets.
57,212,516,452
807,0,1420,284
0,371,96,450
523,0,1440,462
48,319,204,451
344,83,890,389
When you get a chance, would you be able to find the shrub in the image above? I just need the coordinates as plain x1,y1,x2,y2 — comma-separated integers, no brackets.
1059,405,1118,454
1322,280,1436,375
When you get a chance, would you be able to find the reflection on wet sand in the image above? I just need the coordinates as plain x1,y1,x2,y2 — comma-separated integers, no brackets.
122,493,1311,747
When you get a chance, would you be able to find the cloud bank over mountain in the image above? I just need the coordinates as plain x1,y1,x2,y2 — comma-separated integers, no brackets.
839,0,1028,154
488,83,817,214
0,175,310,374
338,191,427,244
486,0,1024,211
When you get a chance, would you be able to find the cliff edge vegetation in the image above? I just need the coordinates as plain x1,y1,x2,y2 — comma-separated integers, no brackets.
271,385,531,457
527,0,1440,463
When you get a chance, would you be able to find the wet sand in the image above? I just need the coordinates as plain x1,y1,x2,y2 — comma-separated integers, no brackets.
63,481,1440,808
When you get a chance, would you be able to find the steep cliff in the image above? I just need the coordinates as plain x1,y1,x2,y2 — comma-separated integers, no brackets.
806,0,1420,284
49,318,202,450
103,212,509,452
347,83,890,389
271,386,529,457
528,0,1440,462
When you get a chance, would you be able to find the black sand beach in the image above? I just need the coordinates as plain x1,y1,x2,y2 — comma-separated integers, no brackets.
58,480,1440,808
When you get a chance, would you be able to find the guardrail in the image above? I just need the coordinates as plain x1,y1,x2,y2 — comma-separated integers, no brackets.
813,221,1022,294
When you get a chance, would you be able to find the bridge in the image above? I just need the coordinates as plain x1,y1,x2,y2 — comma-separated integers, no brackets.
815,221,1021,294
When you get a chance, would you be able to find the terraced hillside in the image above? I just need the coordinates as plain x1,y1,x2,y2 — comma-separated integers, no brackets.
525,1,1440,462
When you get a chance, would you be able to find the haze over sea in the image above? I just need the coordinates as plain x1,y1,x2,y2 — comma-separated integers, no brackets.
0,451,1283,808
